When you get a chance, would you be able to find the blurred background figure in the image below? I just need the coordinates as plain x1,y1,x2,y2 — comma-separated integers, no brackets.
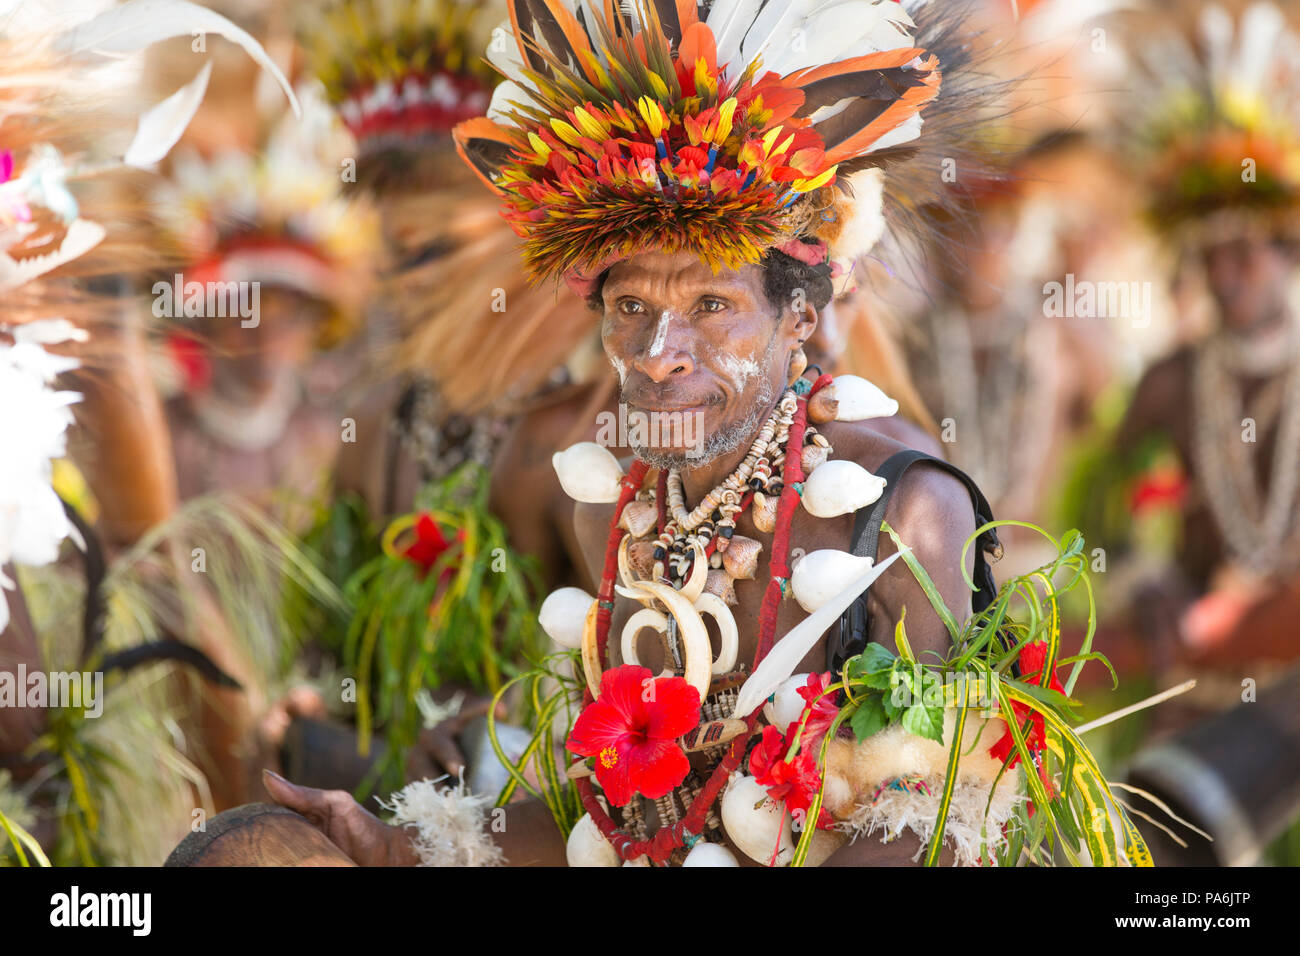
1095,0,1300,690
149,87,376,517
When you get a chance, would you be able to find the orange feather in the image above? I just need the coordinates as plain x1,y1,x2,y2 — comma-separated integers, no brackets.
789,51,942,165
453,117,517,196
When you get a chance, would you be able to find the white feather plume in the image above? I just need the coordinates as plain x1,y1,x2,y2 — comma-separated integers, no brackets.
54,0,300,117
124,61,212,168
730,548,905,721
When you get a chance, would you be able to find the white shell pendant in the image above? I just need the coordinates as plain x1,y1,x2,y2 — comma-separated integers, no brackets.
763,673,812,731
552,442,624,503
791,549,876,613
801,459,886,518
566,812,621,867
720,773,794,866
681,843,740,867
539,587,595,649
831,375,899,421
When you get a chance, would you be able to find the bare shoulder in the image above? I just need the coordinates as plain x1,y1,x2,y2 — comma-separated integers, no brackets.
1118,344,1195,449
887,463,977,557
823,418,975,566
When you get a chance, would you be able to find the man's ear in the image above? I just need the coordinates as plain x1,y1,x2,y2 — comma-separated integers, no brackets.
790,299,819,347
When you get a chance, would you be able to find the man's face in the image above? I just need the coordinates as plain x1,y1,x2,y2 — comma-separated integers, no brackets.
598,250,814,468
208,287,321,397
1202,234,1295,332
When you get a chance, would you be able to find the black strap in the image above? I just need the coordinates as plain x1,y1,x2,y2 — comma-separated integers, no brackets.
827,450,1004,674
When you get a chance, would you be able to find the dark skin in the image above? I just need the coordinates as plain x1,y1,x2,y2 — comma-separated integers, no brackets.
1116,235,1297,662
270,250,975,865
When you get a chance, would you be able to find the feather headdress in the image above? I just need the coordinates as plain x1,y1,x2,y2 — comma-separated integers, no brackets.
1121,1,1300,241
454,0,945,293
149,85,378,346
300,1,609,414
299,0,500,192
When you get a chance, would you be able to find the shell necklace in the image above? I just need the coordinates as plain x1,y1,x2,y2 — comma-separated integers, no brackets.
644,388,832,593
575,374,831,864
1191,329,1300,577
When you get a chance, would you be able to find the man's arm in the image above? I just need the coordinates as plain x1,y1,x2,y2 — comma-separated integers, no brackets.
865,464,979,661
820,465,976,866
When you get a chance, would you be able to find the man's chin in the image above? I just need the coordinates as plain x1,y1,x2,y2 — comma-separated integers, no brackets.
632,444,715,470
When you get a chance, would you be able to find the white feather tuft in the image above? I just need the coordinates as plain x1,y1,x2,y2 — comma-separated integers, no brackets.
379,776,505,867
828,167,887,264
55,0,300,117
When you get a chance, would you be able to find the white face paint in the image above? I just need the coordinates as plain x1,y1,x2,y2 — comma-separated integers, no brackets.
714,348,761,391
647,309,674,358
608,355,628,385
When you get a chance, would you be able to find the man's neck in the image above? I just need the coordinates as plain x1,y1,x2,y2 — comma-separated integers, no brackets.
678,412,772,505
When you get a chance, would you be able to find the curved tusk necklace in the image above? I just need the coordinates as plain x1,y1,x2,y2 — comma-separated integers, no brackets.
575,372,834,864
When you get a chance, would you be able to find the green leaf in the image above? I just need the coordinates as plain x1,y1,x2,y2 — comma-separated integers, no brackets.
861,667,894,691
846,642,896,679
893,606,916,663
902,702,945,743
882,688,904,721
850,694,888,741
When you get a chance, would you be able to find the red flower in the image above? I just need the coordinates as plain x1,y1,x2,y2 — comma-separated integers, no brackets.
567,666,701,807
1130,464,1188,513
749,726,834,829
401,513,464,584
988,641,1065,767
793,671,838,751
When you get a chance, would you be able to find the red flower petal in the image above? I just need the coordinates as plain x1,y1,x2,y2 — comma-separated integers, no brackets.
567,698,630,757
593,740,636,806
643,676,701,740
626,738,691,800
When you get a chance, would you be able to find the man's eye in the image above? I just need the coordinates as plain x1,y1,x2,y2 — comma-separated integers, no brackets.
617,299,646,315
699,298,727,313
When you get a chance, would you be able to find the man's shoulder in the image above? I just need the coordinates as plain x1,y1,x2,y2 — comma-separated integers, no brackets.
822,420,975,546
820,419,911,472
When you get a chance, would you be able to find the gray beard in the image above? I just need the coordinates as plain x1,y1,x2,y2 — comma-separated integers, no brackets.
632,334,781,471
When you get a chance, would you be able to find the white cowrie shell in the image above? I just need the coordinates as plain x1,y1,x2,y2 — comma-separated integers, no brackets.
801,459,886,518
831,374,899,421
552,442,624,503
539,587,595,649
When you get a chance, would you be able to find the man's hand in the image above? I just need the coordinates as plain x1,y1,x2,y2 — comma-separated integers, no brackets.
406,687,505,781
262,769,418,867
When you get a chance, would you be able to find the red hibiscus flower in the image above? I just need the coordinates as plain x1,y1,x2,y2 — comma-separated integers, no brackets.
401,513,465,584
793,671,838,750
567,665,701,807
749,726,834,829
988,641,1065,767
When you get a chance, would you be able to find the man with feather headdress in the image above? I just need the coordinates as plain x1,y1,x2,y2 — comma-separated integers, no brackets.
1109,1,1300,678
252,0,1150,869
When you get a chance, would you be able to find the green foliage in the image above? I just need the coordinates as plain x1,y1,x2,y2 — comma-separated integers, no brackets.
345,464,546,796
841,639,945,745
486,651,587,838
791,520,1151,868
283,490,380,662
10,494,336,866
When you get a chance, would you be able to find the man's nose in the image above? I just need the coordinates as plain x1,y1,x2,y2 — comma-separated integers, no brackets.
633,318,695,383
